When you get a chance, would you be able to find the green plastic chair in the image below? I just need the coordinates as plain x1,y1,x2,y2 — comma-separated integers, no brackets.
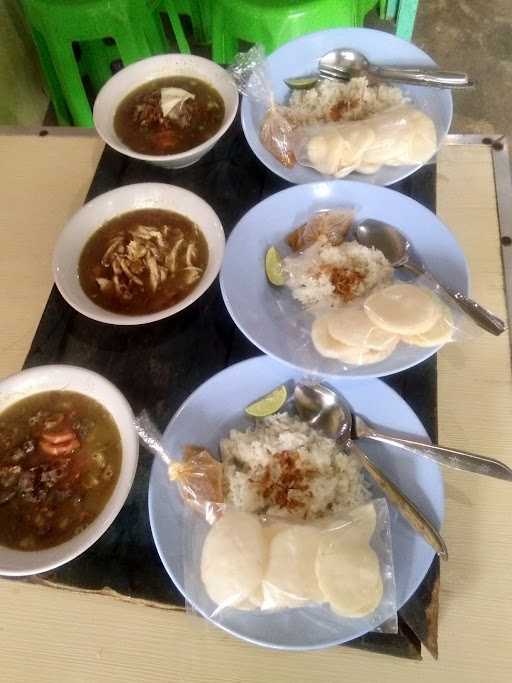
211,0,364,65
382,0,419,40
21,0,168,127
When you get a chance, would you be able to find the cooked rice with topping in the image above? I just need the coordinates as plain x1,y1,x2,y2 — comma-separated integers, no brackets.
284,238,393,308
222,413,370,520
286,77,407,125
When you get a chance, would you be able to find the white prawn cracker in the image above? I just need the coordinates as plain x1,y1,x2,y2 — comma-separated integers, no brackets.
364,283,442,336
311,316,350,359
200,509,266,608
326,306,398,351
315,528,383,618
160,87,195,117
313,314,397,365
404,303,454,347
262,525,324,609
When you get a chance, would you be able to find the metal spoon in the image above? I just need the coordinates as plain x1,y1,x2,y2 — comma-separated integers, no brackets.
285,49,472,90
294,382,448,560
297,382,512,480
320,48,472,89
354,218,506,336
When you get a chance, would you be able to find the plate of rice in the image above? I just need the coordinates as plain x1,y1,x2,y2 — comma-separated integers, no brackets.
148,355,444,649
220,180,468,379
240,28,452,186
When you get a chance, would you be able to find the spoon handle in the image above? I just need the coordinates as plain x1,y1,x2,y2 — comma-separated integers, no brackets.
440,286,506,336
372,66,472,88
351,443,448,560
404,262,506,336
361,431,512,481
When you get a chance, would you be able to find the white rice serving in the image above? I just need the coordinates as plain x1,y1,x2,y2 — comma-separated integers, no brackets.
222,413,369,520
286,77,407,125
284,238,393,308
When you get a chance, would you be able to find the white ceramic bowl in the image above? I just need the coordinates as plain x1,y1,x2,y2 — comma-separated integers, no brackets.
53,183,225,325
93,54,239,169
0,365,138,577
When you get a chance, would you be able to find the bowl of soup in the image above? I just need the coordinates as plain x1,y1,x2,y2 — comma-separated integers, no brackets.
0,364,138,576
93,54,239,169
53,183,225,325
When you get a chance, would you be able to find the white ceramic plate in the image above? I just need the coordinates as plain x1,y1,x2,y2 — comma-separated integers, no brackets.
94,54,239,169
53,183,225,325
0,365,138,576
149,355,444,650
241,28,452,186
220,180,469,379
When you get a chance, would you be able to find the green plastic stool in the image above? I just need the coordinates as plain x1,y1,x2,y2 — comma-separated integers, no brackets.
193,0,212,44
356,0,380,25
394,0,419,40
79,39,124,94
25,24,73,125
382,0,419,40
211,0,360,65
148,0,192,53
21,0,168,127
173,0,209,44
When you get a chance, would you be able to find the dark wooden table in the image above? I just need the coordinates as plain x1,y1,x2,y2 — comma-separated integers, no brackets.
24,115,440,659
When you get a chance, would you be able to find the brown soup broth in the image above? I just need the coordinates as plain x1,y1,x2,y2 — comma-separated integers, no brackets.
79,209,208,316
0,391,122,551
114,76,225,155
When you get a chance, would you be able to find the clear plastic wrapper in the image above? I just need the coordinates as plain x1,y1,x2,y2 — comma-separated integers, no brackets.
134,412,224,523
230,45,296,167
168,445,224,522
229,44,271,104
291,104,438,178
286,208,354,252
183,499,398,634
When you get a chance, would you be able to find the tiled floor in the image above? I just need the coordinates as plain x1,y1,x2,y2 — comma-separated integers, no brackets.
367,0,512,137
369,0,512,137
414,0,512,137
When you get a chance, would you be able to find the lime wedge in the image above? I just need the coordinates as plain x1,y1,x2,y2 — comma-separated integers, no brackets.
265,246,286,286
245,385,288,418
284,77,318,90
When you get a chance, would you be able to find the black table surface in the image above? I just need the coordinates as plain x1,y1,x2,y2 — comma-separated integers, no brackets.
23,116,439,659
